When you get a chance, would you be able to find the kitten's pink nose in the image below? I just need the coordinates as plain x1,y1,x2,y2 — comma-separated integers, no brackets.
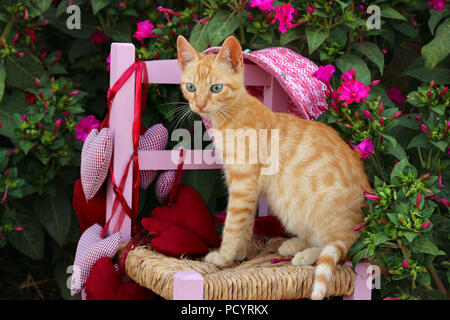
196,103,206,110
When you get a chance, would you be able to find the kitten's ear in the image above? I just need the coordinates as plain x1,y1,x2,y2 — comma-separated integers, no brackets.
215,36,243,72
177,35,200,70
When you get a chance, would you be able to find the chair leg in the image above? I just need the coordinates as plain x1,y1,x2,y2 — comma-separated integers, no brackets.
343,261,372,300
173,270,204,300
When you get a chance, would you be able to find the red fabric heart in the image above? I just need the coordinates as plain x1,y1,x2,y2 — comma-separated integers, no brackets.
151,184,221,247
85,257,156,300
253,215,292,238
73,178,105,234
141,217,209,257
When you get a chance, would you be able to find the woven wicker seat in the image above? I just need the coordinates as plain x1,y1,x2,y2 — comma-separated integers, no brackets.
123,236,357,300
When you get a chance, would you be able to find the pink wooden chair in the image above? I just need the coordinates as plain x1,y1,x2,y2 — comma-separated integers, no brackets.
105,42,372,300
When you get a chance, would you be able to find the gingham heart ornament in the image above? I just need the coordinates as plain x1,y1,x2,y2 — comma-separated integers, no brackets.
138,124,169,189
80,128,112,200
155,170,176,204
70,224,121,296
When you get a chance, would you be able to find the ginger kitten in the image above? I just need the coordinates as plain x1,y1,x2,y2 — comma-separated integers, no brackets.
177,35,370,300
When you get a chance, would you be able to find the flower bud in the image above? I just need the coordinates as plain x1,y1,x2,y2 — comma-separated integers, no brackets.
420,124,432,136
391,111,402,120
419,221,431,229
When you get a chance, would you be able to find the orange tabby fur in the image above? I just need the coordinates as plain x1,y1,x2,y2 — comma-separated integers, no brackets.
177,35,370,300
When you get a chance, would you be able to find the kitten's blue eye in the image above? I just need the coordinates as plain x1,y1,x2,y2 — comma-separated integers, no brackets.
185,83,196,92
210,84,223,93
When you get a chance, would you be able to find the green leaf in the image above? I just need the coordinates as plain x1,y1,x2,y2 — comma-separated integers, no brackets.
0,64,5,103
104,22,131,42
91,0,109,15
407,134,430,150
190,22,210,52
6,209,45,260
403,232,419,243
422,18,450,70
430,104,446,116
280,29,301,46
336,55,371,85
411,235,445,255
208,12,240,46
35,0,52,13
430,140,448,152
33,194,71,246
0,91,27,138
385,140,408,161
305,25,329,55
391,158,409,180
381,134,397,148
352,249,368,269
428,7,450,34
5,51,44,89
19,140,36,154
380,6,407,21
392,22,419,38
373,233,390,246
356,42,384,75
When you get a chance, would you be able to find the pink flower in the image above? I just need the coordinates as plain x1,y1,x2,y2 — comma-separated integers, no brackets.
363,110,375,122
391,111,403,120
383,297,401,300
23,29,36,42
90,30,110,45
353,221,367,231
420,124,432,136
382,48,387,55
12,226,23,231
75,115,100,142
440,198,450,207
350,138,374,159
249,0,275,11
53,118,65,134
133,20,154,41
364,194,381,200
68,90,80,96
416,193,422,209
341,68,356,81
402,259,412,269
428,0,446,12
307,4,317,16
385,87,406,106
106,53,110,71
426,194,437,201
438,168,444,189
338,80,370,104
420,221,431,229
274,3,295,33
25,92,37,104
312,65,335,83
439,86,448,100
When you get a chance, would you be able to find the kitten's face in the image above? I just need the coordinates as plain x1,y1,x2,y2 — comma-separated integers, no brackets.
177,36,244,117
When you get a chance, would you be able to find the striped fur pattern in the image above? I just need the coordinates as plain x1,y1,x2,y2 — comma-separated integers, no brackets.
177,36,370,300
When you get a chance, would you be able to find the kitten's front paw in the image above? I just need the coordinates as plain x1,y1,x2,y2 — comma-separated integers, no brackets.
204,251,232,267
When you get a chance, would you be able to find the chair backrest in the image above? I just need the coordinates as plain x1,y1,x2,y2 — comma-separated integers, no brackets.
106,42,289,240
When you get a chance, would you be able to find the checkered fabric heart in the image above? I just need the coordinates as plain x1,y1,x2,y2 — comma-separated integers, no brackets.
139,124,168,189
80,128,112,200
155,170,176,204
70,224,121,296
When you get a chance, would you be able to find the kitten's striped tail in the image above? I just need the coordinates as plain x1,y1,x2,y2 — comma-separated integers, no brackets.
311,240,348,300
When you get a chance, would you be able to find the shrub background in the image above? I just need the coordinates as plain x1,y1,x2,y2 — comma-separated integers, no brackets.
0,0,448,299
